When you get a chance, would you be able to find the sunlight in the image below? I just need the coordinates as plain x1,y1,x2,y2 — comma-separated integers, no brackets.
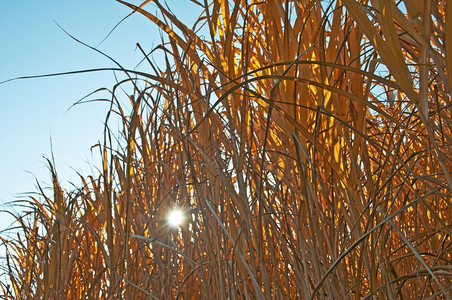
167,209,184,227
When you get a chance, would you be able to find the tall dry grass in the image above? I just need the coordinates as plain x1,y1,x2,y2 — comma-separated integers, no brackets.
1,0,451,299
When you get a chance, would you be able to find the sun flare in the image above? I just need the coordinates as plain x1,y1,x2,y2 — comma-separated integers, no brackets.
167,209,183,227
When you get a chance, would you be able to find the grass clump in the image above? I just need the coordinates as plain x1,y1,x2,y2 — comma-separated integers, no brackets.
1,0,451,299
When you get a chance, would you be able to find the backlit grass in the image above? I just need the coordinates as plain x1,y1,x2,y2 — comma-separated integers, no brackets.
1,0,451,299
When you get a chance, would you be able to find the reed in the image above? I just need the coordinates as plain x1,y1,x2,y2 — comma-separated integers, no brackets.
1,0,451,298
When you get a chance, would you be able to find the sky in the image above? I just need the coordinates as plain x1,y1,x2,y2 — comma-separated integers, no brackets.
0,1,199,232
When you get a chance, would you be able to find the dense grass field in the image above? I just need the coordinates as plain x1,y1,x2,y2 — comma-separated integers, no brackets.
1,0,451,298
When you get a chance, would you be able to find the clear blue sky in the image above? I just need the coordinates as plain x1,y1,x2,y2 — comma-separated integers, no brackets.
0,1,199,231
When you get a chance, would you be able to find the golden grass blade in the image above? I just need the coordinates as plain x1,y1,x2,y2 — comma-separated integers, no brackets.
376,206,451,300
446,0,452,90
342,0,418,103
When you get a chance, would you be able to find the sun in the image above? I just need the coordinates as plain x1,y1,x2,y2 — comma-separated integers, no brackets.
167,209,184,227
